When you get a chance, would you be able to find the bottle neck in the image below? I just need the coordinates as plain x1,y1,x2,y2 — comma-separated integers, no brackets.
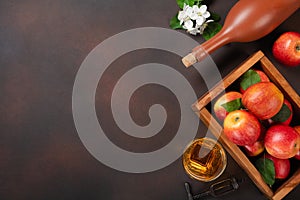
181,29,231,67
193,29,231,62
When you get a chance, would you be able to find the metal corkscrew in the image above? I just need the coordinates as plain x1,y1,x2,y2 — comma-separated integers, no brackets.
184,177,244,199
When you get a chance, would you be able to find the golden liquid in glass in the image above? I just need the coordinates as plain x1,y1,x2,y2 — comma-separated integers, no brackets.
183,138,227,182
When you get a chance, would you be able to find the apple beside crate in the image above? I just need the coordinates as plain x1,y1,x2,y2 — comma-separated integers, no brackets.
192,51,300,200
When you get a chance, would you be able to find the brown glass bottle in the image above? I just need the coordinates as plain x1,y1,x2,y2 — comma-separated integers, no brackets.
182,0,300,67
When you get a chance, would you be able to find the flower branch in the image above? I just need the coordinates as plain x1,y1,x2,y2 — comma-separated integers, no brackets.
170,0,222,40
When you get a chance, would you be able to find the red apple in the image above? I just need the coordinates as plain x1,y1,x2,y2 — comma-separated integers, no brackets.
213,91,242,121
255,70,270,82
240,69,270,93
294,151,300,160
265,154,290,179
265,125,300,159
244,140,264,156
244,126,266,156
223,110,261,146
294,126,300,160
242,82,284,120
268,99,293,126
272,31,300,67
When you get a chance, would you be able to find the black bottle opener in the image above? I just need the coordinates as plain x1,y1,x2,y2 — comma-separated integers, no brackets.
184,177,244,199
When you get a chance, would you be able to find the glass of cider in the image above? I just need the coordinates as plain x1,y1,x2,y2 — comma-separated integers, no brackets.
183,137,227,182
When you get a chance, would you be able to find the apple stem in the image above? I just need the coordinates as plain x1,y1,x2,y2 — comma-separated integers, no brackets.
234,117,240,122
296,44,300,52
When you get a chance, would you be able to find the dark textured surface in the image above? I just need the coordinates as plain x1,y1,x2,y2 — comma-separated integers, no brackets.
0,0,299,199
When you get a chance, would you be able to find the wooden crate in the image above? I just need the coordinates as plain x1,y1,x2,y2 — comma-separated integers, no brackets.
192,51,300,200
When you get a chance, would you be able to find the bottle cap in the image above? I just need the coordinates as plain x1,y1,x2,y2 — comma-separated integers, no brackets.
182,53,197,68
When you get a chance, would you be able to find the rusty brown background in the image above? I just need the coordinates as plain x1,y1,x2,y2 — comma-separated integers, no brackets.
0,0,299,199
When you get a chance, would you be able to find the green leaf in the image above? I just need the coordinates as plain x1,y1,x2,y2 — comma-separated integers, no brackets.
176,0,195,9
240,69,261,91
271,103,292,122
170,14,183,29
210,12,221,22
202,22,222,40
221,98,242,112
255,158,275,186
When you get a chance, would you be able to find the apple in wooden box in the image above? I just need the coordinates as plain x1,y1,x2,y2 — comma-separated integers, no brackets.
192,51,300,200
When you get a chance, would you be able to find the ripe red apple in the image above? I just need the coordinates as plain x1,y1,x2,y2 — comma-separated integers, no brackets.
240,69,270,93
213,91,242,121
223,110,261,146
294,126,300,160
244,140,264,156
268,99,293,126
255,70,270,82
272,31,300,67
294,150,300,160
265,125,300,159
242,82,284,120
265,154,290,179
244,126,266,156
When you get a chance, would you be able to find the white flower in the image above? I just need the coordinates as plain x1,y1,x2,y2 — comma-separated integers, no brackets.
196,16,205,26
178,13,185,25
185,6,194,18
182,19,193,30
178,3,191,25
193,5,211,19
182,3,189,11
177,3,214,36
178,11,187,25
187,27,200,35
198,19,214,34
